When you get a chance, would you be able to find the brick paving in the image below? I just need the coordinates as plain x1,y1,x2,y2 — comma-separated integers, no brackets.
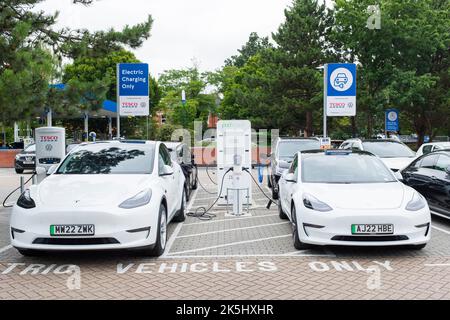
0,168,450,299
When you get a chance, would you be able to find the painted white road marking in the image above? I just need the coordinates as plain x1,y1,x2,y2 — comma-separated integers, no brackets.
183,213,278,225
0,245,12,254
176,221,290,239
432,225,450,235
162,188,199,257
160,252,334,259
424,263,450,267
167,234,291,256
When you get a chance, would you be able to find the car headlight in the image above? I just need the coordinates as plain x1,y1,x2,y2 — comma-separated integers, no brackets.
303,193,333,212
406,192,426,211
17,190,36,209
119,189,152,209
15,154,21,160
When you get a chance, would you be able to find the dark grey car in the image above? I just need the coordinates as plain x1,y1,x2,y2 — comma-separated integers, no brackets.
14,144,36,173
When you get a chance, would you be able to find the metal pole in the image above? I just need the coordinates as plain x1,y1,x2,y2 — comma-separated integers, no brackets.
323,64,328,138
116,64,121,139
84,112,89,142
47,108,52,127
13,122,19,142
108,116,112,139
20,176,24,193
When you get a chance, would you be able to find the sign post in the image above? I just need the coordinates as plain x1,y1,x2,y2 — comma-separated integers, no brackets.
324,63,357,137
116,63,149,138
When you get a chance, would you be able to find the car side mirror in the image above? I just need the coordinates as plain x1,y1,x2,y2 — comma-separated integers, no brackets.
394,171,403,181
47,164,58,175
284,173,297,183
160,165,174,176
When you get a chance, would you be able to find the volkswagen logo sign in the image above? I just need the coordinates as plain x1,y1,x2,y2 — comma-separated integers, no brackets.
140,101,147,108
45,144,53,151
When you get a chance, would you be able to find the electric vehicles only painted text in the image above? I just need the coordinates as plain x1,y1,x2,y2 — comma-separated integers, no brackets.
10,140,186,256
278,150,431,249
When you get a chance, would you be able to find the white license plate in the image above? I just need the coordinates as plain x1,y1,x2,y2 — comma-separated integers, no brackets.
23,161,34,164
351,224,394,235
50,225,95,236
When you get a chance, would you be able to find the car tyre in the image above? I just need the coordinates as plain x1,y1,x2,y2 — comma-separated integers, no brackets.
278,200,288,220
291,205,311,250
15,168,24,174
271,179,279,200
172,188,187,223
147,203,168,257
267,175,272,188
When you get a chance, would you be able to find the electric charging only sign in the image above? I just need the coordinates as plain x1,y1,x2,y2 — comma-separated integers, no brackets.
117,63,149,116
325,63,356,117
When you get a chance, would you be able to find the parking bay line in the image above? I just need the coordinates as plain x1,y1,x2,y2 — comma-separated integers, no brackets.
0,245,12,255
431,225,450,235
166,234,292,256
161,252,334,259
176,221,290,239
183,213,278,226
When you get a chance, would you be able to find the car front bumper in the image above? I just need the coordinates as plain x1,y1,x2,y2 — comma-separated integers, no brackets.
10,202,161,251
297,206,431,247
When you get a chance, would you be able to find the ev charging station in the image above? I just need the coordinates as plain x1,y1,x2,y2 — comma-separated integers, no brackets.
35,127,66,173
216,120,252,216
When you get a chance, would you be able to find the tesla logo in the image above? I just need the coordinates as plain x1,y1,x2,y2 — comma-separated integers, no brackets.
45,144,53,151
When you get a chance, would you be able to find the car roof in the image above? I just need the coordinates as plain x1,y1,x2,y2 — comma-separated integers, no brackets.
162,142,184,149
77,140,157,148
299,149,374,156
277,137,320,142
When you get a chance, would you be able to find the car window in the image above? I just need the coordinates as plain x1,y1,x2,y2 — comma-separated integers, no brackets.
288,154,298,174
361,141,415,158
351,142,361,150
341,142,351,150
56,144,155,174
25,144,35,152
422,145,433,154
420,154,439,169
160,144,172,166
435,155,450,172
277,140,320,160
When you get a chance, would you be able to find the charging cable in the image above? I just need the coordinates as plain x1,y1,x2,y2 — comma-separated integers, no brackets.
2,173,36,208
243,167,278,209
186,168,232,220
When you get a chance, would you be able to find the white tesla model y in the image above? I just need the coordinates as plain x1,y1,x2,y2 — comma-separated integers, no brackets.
10,140,186,256
278,149,431,250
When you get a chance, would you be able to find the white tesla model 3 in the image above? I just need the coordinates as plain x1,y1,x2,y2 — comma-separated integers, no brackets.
278,149,431,250
10,140,186,256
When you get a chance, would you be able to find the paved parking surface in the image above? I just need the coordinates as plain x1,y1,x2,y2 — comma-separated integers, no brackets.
1,168,450,299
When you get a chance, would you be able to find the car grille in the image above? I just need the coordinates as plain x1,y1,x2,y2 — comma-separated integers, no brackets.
32,237,120,245
331,235,409,242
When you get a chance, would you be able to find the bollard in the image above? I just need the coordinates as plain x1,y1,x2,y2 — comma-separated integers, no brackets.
32,174,37,185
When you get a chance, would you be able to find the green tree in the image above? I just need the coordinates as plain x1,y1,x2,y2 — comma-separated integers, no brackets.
225,32,271,68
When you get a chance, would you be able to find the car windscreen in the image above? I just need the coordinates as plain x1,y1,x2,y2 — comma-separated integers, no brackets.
24,144,35,152
301,153,396,183
362,141,415,158
277,140,320,159
56,144,155,174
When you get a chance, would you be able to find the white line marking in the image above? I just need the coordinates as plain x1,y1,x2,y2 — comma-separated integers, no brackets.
432,225,450,235
0,245,12,254
183,213,278,225
424,263,450,267
160,253,334,259
162,187,200,257
176,222,290,239
431,210,450,221
167,234,291,255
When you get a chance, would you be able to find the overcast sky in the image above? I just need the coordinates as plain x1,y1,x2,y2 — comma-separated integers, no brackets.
35,0,293,77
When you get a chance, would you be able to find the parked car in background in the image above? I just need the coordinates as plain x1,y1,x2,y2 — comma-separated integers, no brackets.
268,137,320,199
401,149,450,219
340,138,416,172
416,142,450,157
14,143,36,173
164,142,197,201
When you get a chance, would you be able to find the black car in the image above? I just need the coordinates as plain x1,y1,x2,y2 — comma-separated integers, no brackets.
14,143,36,173
401,149,450,218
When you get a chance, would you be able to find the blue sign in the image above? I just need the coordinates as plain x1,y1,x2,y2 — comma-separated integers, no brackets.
385,109,399,132
117,63,149,116
327,63,357,97
118,63,149,96
325,63,357,117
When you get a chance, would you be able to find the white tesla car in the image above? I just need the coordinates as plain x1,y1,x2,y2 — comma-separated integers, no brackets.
278,149,431,250
10,140,186,257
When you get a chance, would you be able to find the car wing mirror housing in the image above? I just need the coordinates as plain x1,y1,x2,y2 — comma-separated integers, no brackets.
160,165,174,176
284,173,297,183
